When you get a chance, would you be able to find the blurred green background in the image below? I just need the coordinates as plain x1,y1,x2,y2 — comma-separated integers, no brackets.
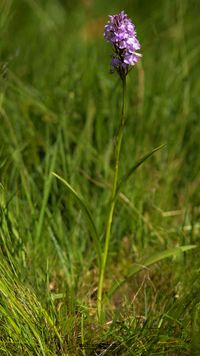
0,0,200,354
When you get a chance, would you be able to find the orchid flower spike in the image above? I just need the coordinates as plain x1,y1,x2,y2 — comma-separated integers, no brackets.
104,11,142,79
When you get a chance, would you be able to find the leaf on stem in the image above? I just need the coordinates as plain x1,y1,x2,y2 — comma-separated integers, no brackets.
52,172,102,264
116,144,166,195
106,245,196,299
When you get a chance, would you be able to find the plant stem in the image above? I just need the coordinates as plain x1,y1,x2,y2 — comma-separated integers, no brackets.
97,77,126,321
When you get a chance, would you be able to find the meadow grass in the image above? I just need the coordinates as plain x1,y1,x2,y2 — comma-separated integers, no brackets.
0,0,200,354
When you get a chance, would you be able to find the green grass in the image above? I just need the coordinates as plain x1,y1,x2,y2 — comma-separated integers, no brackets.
0,0,200,354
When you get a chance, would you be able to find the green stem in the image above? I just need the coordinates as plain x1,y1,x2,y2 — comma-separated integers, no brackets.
97,77,126,321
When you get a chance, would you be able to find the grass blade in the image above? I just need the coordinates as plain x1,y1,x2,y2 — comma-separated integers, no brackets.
36,141,58,241
52,172,102,265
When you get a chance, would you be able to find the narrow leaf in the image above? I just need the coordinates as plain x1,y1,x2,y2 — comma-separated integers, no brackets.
106,245,196,299
116,144,166,194
52,172,101,264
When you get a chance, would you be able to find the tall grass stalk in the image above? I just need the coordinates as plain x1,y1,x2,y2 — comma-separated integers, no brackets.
97,77,126,321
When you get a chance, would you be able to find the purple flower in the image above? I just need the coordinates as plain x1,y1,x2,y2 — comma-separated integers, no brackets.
104,11,142,78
